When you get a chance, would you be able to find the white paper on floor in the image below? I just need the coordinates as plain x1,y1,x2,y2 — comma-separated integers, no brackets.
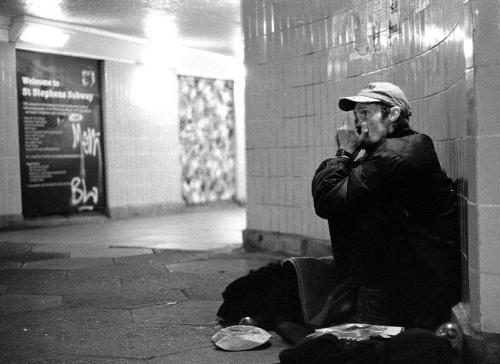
211,325,272,351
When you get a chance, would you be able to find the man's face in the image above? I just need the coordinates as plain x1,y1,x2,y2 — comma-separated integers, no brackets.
353,103,392,146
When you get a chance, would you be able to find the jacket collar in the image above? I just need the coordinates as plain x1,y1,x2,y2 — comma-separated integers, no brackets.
386,125,416,138
363,126,417,153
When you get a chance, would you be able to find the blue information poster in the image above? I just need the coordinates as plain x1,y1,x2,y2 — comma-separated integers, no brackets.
16,50,105,217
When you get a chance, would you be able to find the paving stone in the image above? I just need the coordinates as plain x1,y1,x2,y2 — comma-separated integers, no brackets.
208,248,289,262
0,322,217,359
0,294,62,314
166,259,268,274
0,352,146,364
147,333,289,364
7,275,121,296
70,247,153,258
184,284,227,301
26,251,71,261
31,244,74,253
139,248,282,265
68,262,168,280
0,269,67,284
132,300,222,325
112,254,177,268
1,251,71,263
0,242,33,259
23,257,114,270
115,250,225,266
0,330,60,359
2,253,66,264
121,271,241,291
0,307,133,332
63,289,187,309
0,261,22,270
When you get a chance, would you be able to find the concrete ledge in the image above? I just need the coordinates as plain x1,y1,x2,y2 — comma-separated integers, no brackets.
453,303,500,364
242,228,331,257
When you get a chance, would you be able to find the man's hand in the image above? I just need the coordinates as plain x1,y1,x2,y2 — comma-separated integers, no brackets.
336,119,369,154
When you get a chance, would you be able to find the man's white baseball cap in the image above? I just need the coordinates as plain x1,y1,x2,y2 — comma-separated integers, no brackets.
338,82,411,116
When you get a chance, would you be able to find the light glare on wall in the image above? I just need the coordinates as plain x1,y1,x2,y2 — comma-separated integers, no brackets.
19,24,69,47
132,63,174,109
422,25,443,48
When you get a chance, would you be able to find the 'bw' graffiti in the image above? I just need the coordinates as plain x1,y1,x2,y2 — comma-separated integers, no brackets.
70,177,98,211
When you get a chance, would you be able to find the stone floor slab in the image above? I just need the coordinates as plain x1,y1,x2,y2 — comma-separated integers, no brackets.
114,250,224,266
30,244,148,259
147,333,289,364
0,262,22,271
0,269,67,284
0,307,134,332
121,271,241,291
0,294,62,314
71,247,153,258
6,275,121,296
1,250,70,263
23,257,114,270
166,259,267,274
184,284,228,301
0,352,146,364
31,244,73,253
0,322,217,359
132,300,222,325
0,242,33,260
63,289,187,309
68,262,168,280
25,251,71,262
114,250,283,270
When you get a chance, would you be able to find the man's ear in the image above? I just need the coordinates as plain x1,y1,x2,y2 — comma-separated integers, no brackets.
388,106,401,121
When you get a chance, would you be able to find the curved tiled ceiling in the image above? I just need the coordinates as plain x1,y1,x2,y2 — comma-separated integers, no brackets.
0,0,242,56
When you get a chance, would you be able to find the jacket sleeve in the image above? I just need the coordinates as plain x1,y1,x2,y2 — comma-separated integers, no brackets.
312,152,405,219
311,157,352,219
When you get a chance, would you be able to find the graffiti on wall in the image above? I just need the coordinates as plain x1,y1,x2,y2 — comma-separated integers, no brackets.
343,0,404,61
69,113,101,211
178,76,236,204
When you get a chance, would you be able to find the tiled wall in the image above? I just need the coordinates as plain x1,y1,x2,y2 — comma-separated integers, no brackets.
0,42,22,218
243,0,499,333
468,0,500,334
103,61,183,214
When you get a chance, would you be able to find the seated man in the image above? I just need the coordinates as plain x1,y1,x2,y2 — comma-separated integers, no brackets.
311,82,461,329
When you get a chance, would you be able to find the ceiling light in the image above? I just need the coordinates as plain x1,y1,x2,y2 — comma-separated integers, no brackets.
19,24,70,47
26,0,63,18
145,12,178,44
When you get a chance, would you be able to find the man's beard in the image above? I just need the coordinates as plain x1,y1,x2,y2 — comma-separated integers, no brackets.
360,131,387,149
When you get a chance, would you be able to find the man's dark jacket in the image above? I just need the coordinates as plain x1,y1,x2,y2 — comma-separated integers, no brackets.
311,127,461,328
